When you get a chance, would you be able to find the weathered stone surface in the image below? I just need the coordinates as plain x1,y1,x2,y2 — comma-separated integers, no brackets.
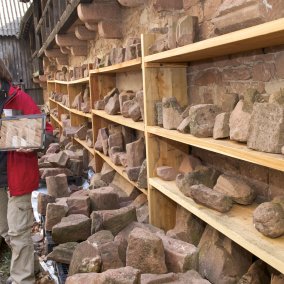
229,100,251,142
108,132,124,152
122,100,134,118
178,155,202,174
95,128,109,154
46,174,70,198
153,0,183,11
66,196,91,216
37,193,56,215
188,104,221,137
94,100,105,110
52,214,92,243
119,91,135,113
199,226,252,284
167,205,205,246
190,184,233,213
136,90,144,121
271,274,284,284
47,242,78,264
101,162,116,184
162,97,184,130
90,211,103,235
111,173,138,199
67,159,83,176
46,143,60,154
105,93,120,115
75,125,88,140
213,112,230,139
129,100,142,122
238,259,270,284
45,203,67,231
104,88,119,105
40,168,74,179
177,116,191,133
159,235,198,272
214,174,256,205
141,270,210,284
99,206,137,236
69,240,101,276
126,137,146,168
89,180,108,190
176,15,198,47
66,266,141,284
126,166,141,182
114,222,164,265
253,198,284,238
269,89,284,105
89,187,120,211
137,159,148,189
247,103,284,153
136,203,149,223
156,166,178,181
126,228,167,274
176,166,220,196
47,151,69,167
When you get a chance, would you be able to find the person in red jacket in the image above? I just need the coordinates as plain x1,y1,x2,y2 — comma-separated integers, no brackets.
0,59,52,284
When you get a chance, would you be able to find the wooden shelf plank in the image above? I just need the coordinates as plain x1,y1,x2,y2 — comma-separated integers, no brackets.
74,137,94,155
50,114,62,127
57,102,71,112
149,177,284,274
92,110,145,131
144,18,284,63
95,150,148,195
68,77,89,84
90,58,142,74
71,108,92,118
49,98,57,104
147,126,284,172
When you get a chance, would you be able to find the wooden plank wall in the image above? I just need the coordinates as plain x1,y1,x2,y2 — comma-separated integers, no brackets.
0,36,43,104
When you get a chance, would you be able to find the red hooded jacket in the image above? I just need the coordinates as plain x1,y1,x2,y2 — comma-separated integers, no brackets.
4,85,53,196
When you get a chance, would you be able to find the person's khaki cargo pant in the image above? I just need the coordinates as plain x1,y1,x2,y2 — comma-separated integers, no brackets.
0,188,35,284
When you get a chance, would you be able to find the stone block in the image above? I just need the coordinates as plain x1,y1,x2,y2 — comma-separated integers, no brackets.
156,166,178,181
162,97,184,130
126,166,141,182
89,187,120,211
188,104,221,137
149,34,169,55
108,132,124,151
125,44,137,61
247,103,284,153
110,47,125,65
159,235,199,272
52,214,92,244
99,206,137,236
190,184,233,213
75,125,88,140
136,90,144,121
105,93,120,115
119,91,135,113
126,137,146,168
95,128,109,153
45,203,67,231
213,112,230,139
126,228,167,274
46,174,70,198
176,16,198,47
214,174,256,205
167,205,205,246
155,101,163,126
153,0,183,11
253,197,284,238
40,168,73,179
101,162,116,184
37,193,56,216
178,155,202,174
47,242,78,264
90,211,104,235
129,100,142,122
46,143,60,154
229,100,251,142
122,100,134,118
111,173,138,198
66,196,91,216
176,166,220,196
177,116,191,133
67,159,83,176
94,100,105,110
137,159,148,189
47,151,69,167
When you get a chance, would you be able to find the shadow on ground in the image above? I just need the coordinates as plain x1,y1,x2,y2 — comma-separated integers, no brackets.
0,242,11,284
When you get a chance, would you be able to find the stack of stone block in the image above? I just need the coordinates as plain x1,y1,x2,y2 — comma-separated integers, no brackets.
94,88,144,122
71,86,91,113
94,123,147,189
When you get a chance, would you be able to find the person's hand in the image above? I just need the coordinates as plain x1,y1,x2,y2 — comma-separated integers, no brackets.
16,148,34,153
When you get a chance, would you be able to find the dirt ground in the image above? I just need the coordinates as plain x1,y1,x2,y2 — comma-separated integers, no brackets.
0,242,11,284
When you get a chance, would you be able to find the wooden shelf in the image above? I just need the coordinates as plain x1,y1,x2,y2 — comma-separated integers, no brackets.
50,114,62,127
149,177,284,274
49,98,57,104
57,102,70,112
68,77,89,84
95,150,148,195
74,137,94,155
147,126,284,172
71,108,92,118
144,18,284,63
92,110,145,131
90,58,142,74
